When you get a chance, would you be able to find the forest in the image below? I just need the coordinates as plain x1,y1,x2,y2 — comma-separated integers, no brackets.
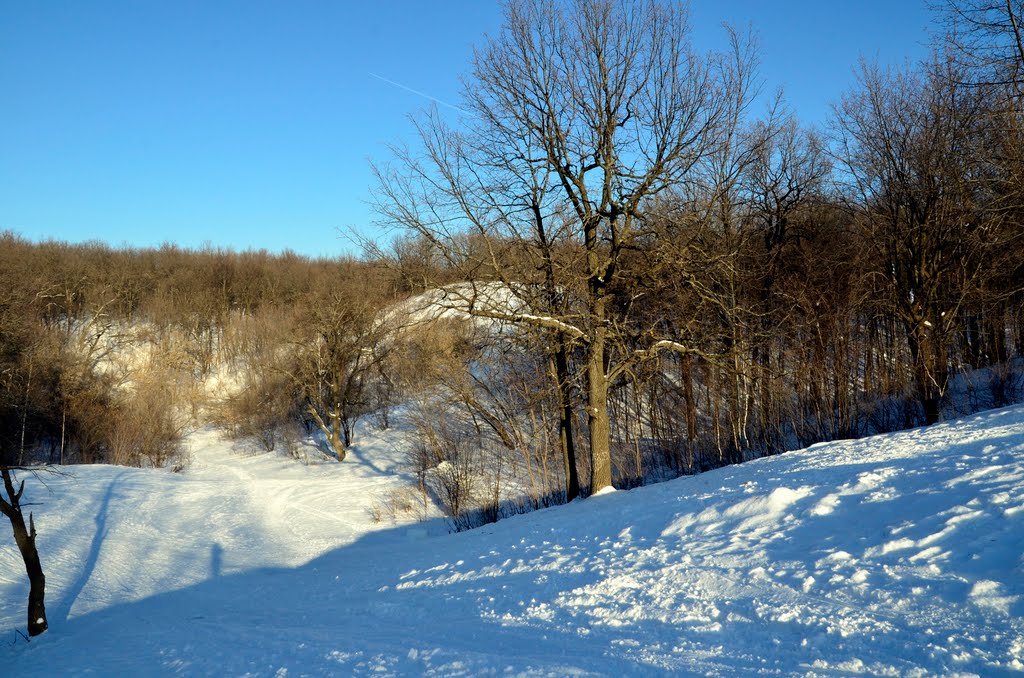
1,0,1022,524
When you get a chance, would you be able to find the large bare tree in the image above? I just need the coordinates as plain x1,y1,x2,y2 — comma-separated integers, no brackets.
375,0,756,493
833,55,1009,423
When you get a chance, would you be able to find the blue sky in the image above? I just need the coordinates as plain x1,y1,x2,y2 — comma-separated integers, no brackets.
1,1,932,258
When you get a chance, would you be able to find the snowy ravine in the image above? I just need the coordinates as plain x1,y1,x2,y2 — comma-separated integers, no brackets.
2,407,1023,676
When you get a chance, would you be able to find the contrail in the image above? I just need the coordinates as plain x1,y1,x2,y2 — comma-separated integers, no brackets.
368,72,472,116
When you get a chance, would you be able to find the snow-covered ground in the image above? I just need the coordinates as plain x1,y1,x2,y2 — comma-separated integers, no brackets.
1,406,1023,676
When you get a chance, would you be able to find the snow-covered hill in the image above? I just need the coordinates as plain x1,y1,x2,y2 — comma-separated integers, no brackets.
2,406,1023,676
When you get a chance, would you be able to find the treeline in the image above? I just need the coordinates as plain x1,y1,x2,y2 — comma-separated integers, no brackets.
0,235,402,468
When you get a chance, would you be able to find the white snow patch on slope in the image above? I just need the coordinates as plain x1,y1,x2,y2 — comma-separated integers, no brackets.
1,405,1023,676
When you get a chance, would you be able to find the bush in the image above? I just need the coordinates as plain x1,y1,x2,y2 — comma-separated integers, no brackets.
215,372,305,453
109,371,188,468
369,486,427,524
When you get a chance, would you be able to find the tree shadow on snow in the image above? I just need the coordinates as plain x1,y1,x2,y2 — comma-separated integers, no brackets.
50,472,126,623
3,408,1021,676
0,496,790,677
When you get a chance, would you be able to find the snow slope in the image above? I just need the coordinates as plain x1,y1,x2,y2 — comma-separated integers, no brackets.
2,406,1023,676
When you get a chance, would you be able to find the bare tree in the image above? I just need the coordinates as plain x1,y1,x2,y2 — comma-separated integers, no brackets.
740,113,841,447
934,3,1024,374
375,0,756,493
289,266,396,461
0,284,49,636
0,467,48,637
933,0,1024,93
833,55,1005,423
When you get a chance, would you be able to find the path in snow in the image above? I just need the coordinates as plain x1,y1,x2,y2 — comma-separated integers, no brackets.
0,418,428,625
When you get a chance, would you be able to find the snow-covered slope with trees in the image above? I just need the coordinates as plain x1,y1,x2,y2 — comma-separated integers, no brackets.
2,406,1023,676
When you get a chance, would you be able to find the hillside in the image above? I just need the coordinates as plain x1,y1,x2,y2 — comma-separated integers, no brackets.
1,406,1023,676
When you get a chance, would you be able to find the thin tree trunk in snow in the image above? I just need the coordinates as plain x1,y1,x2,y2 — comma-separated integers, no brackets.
1,468,48,637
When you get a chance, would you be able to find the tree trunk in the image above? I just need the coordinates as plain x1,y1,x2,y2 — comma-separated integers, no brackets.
328,427,347,461
681,355,698,472
986,305,1008,364
307,404,348,461
1,468,48,637
586,332,612,494
907,326,947,426
552,339,580,502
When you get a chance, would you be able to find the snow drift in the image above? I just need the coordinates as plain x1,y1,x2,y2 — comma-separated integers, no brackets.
1,406,1023,676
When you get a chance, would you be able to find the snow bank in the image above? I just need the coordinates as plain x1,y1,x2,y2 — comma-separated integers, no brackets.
2,406,1023,676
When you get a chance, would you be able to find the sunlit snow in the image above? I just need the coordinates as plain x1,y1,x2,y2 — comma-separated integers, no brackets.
1,405,1023,676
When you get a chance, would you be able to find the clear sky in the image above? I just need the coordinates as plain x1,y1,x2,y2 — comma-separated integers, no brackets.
1,1,933,259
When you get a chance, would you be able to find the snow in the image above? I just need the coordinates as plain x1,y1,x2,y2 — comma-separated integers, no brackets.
388,282,527,327
2,405,1023,676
